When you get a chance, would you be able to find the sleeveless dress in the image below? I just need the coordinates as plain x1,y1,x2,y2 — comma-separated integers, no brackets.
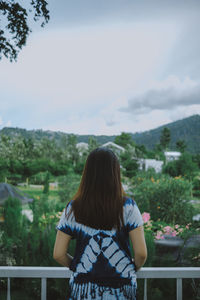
57,197,143,300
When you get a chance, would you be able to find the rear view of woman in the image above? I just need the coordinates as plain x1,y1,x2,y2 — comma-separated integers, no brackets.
53,147,147,299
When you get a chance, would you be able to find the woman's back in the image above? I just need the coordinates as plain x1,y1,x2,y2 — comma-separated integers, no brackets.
54,148,147,300
57,196,143,299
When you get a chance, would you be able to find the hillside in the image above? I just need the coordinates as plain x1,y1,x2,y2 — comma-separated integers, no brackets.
0,114,199,153
131,114,200,153
0,127,116,146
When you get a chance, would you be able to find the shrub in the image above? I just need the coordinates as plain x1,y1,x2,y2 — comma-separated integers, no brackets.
131,174,194,224
1,197,29,265
163,153,198,180
58,171,81,203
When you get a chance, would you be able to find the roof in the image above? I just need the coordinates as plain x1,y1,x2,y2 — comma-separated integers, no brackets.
164,151,181,156
76,142,89,149
102,142,125,152
0,183,33,206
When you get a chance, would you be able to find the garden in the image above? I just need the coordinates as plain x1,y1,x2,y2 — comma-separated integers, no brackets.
0,132,200,299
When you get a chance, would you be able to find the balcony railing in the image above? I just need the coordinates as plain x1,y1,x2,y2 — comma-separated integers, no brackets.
0,267,200,300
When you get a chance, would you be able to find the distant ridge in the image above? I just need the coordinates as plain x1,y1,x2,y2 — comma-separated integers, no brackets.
131,114,200,154
0,114,199,154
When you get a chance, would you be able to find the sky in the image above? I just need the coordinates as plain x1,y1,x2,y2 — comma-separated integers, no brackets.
0,0,200,135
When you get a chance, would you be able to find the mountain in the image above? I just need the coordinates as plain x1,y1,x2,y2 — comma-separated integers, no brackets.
0,114,199,153
131,114,200,154
0,127,116,145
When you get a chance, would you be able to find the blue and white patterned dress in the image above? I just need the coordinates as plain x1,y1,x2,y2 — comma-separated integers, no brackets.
57,197,143,300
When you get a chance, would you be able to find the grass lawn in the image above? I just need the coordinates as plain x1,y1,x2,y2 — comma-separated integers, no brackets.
18,186,60,203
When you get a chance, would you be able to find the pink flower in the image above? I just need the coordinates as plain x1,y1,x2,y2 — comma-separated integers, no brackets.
171,231,177,237
164,226,172,233
175,224,179,229
155,230,164,240
142,212,150,223
185,225,189,229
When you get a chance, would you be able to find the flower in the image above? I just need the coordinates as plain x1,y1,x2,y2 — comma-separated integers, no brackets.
142,212,150,223
171,231,177,237
155,231,164,240
163,226,173,234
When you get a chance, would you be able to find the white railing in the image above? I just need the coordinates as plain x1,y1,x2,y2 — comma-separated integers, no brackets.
0,267,200,300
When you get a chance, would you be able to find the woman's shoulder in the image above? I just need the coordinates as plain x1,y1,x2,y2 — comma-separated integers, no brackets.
123,196,136,207
66,199,74,208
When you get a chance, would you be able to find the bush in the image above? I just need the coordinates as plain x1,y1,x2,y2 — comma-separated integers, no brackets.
131,174,194,224
58,171,81,203
1,197,29,265
192,174,200,198
163,153,198,180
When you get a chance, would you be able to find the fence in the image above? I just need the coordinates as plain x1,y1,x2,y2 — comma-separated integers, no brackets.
0,266,200,300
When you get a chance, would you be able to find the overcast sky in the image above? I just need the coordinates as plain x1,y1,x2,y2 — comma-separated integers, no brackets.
0,0,200,135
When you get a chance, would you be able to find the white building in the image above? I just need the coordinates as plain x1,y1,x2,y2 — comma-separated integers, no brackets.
102,142,125,155
164,151,181,162
76,142,89,156
138,158,164,173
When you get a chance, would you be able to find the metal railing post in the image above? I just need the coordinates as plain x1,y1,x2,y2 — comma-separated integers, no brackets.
7,277,11,300
41,278,47,300
144,278,147,300
176,278,182,300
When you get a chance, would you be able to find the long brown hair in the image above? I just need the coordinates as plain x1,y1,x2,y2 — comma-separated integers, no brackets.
68,147,125,231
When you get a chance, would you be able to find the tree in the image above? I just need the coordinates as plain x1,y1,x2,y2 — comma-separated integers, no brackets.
43,171,49,194
66,134,79,167
160,127,171,150
0,0,49,61
120,146,139,178
88,136,99,153
176,139,187,153
114,132,134,148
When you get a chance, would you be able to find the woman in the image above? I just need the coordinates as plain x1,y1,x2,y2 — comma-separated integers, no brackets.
53,147,147,299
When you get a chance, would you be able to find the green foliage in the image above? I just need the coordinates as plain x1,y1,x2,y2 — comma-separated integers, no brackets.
176,139,187,152
43,171,49,194
160,127,171,150
23,159,48,177
192,174,200,197
193,153,200,168
131,174,194,224
131,114,200,154
163,153,198,180
1,115,200,160
58,171,81,203
114,132,134,148
0,159,9,182
144,231,156,267
48,160,69,176
88,136,99,152
1,197,29,265
120,151,139,178
0,0,49,62
3,197,22,238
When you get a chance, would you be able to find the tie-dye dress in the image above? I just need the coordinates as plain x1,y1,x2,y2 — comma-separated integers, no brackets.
57,197,143,300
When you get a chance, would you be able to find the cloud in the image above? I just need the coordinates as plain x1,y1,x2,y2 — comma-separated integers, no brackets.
5,120,12,127
0,22,177,117
120,76,200,115
0,117,12,128
106,120,117,127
